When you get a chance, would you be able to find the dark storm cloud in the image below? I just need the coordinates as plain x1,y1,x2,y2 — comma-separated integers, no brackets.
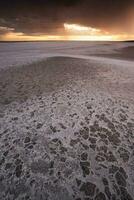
0,0,133,35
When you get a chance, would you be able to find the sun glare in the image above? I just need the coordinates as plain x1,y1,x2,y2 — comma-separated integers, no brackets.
63,23,134,41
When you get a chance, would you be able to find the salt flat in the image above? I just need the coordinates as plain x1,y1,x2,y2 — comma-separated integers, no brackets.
0,42,134,200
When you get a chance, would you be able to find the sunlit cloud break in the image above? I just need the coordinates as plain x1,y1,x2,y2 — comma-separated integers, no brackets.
64,23,101,34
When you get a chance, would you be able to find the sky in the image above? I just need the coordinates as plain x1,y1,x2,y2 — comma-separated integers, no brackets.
0,0,134,41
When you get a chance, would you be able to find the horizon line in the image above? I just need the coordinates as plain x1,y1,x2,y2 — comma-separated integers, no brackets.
0,40,134,43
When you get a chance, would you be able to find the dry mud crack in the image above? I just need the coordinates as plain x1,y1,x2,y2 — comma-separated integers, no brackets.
0,56,134,200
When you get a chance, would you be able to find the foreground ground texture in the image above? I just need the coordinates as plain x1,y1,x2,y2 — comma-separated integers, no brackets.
0,42,134,200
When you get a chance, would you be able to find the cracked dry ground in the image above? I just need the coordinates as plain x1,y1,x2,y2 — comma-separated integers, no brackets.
0,57,134,200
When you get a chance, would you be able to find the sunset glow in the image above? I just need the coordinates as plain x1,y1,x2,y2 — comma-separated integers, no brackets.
0,23,134,41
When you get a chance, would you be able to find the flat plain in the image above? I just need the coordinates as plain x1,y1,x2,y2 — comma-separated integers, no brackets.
0,41,134,200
